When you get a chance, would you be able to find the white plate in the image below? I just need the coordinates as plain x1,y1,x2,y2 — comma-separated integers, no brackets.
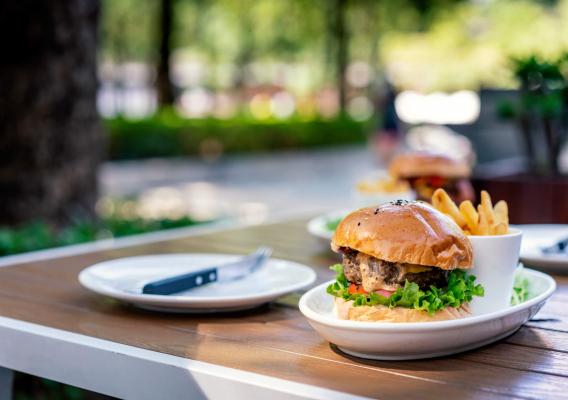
307,209,350,245
299,268,555,360
516,224,568,272
79,254,316,313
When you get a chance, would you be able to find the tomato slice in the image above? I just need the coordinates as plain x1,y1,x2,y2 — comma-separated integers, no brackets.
349,284,394,297
348,283,368,295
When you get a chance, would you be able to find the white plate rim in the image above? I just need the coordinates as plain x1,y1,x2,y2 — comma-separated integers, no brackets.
299,267,555,332
79,253,317,306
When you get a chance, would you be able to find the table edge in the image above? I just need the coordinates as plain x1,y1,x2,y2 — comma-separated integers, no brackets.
0,315,364,400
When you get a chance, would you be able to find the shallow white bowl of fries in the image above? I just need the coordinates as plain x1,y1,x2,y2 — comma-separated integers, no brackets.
432,189,522,315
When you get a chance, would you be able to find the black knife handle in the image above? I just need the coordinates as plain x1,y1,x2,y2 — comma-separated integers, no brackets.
142,267,218,295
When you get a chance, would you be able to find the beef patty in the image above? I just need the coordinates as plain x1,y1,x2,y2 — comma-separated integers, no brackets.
341,248,449,292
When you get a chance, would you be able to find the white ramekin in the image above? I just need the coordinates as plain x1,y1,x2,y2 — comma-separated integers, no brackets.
468,228,523,315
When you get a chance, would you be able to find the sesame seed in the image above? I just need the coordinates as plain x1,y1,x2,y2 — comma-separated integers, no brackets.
390,199,410,206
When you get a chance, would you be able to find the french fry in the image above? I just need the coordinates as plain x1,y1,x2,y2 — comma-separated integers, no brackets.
476,204,490,235
494,200,509,225
430,188,509,236
459,200,479,233
491,200,509,235
432,189,467,228
479,191,496,228
431,190,447,214
492,222,508,235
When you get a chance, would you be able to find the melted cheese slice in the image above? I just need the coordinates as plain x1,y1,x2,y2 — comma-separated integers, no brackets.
401,264,432,274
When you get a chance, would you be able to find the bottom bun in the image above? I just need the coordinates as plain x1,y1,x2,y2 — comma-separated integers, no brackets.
334,297,471,322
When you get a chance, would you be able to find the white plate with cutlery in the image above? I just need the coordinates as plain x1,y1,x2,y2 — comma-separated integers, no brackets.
79,253,316,313
516,224,568,272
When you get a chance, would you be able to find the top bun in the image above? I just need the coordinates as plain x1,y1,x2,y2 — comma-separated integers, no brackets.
389,152,471,179
332,201,472,270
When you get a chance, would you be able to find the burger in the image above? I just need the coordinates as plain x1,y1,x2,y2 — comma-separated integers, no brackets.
389,152,474,203
327,200,483,322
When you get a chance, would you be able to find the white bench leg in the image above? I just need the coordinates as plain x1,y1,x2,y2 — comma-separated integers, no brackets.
0,368,13,400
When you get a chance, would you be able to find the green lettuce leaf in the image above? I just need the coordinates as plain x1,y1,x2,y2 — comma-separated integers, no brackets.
511,271,531,305
326,264,484,315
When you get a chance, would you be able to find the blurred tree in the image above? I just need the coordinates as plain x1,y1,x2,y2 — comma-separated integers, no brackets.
98,0,568,97
233,0,256,91
499,55,567,175
157,0,175,105
0,0,104,226
331,0,349,113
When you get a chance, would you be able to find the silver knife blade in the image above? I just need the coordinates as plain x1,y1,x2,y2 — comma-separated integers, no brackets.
217,247,271,282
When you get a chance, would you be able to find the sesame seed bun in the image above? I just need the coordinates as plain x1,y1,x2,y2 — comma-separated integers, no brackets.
331,201,473,270
389,153,471,179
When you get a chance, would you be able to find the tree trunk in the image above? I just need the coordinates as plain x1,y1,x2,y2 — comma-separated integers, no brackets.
366,1,382,104
334,0,349,114
156,0,175,106
233,1,255,94
543,117,560,175
518,112,536,173
324,0,335,83
0,0,104,227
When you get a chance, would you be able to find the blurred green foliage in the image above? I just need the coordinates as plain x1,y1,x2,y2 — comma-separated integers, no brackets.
100,0,159,61
105,111,369,160
381,0,568,90
497,54,567,174
0,215,200,256
498,55,567,118
100,0,568,92
14,374,93,400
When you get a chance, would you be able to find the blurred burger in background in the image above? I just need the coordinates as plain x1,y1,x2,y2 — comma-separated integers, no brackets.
389,152,474,203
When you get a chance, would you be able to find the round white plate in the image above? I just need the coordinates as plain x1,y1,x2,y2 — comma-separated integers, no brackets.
299,268,555,360
516,224,568,272
79,254,316,313
307,209,350,245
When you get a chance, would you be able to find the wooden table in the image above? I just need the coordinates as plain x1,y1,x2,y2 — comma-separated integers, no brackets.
0,218,566,399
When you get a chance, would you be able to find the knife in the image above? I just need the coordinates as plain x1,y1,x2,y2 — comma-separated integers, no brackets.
141,247,272,295
542,237,568,255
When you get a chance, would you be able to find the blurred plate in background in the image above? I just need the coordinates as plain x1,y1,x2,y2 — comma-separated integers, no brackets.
306,209,351,245
517,224,568,272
